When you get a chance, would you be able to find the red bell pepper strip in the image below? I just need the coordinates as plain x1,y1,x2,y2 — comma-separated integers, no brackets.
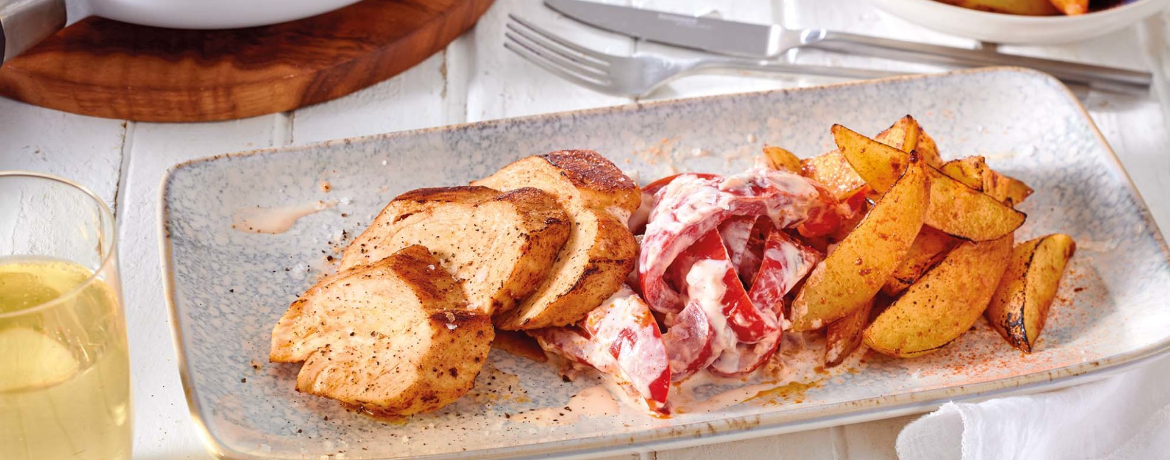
661,299,716,381
747,229,824,316
529,286,670,408
726,217,776,288
706,230,821,377
677,230,779,344
798,184,869,238
639,170,827,315
708,326,782,377
641,172,720,196
633,173,722,235
718,216,756,283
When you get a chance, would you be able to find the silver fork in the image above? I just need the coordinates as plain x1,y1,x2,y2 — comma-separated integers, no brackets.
503,15,904,98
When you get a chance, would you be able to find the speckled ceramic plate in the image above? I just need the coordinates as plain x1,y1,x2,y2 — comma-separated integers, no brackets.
161,67,1170,460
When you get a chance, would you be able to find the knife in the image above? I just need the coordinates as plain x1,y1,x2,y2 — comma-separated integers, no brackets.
1,0,98,63
545,0,1152,93
545,0,783,58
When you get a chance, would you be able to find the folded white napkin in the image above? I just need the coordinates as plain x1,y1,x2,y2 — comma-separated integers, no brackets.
896,352,1170,460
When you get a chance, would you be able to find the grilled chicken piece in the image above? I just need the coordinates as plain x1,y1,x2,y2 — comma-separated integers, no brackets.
271,245,494,416
340,186,570,316
474,150,641,330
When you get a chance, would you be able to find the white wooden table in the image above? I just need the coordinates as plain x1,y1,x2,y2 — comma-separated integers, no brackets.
4,0,1169,458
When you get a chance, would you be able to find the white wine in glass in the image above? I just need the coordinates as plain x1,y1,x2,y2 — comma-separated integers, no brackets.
0,172,132,460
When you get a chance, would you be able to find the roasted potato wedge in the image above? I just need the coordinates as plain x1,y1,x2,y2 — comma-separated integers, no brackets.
864,235,1013,357
833,124,908,192
763,146,802,174
940,156,1033,204
883,155,1033,296
1049,0,1087,15
833,125,1026,241
985,234,1077,352
790,155,929,332
874,115,943,167
881,226,959,296
824,297,874,367
865,235,1010,355
799,149,867,201
984,171,1033,206
938,0,1059,15
874,115,920,152
924,168,1026,241
1003,178,1034,205
804,117,940,201
939,157,985,190
914,126,943,168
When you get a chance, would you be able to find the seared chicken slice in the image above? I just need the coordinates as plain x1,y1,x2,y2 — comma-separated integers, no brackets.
474,150,641,330
271,245,493,416
340,186,570,316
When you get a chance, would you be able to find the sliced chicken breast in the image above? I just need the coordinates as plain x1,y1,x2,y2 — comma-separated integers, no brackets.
270,245,494,416
340,186,570,316
474,150,641,330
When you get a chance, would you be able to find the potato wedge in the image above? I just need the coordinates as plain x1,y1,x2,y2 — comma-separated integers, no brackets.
799,149,867,201
915,126,943,168
824,297,873,368
925,168,1026,241
763,146,802,174
874,115,920,152
833,125,1026,241
940,156,1033,204
874,115,943,167
864,235,1013,357
1004,178,1034,205
985,234,1077,352
881,226,959,296
939,157,986,191
983,169,1033,205
833,124,908,192
1049,0,1087,15
790,155,929,332
938,0,1059,15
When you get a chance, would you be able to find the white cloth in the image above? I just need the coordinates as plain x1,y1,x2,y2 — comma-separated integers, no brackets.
896,352,1170,460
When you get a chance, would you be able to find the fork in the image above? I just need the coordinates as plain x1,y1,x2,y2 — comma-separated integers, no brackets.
503,15,905,98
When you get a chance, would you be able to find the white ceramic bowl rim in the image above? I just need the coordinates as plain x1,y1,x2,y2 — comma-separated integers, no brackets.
912,0,1151,23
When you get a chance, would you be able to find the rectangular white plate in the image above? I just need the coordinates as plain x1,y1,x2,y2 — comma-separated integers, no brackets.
161,68,1170,459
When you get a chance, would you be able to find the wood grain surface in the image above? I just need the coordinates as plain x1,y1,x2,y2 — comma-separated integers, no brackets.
0,0,494,122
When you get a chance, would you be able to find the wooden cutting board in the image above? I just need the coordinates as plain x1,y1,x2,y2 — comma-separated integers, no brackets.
0,0,494,122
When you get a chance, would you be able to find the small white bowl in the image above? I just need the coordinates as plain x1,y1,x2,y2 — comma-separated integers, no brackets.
92,0,363,29
866,0,1169,44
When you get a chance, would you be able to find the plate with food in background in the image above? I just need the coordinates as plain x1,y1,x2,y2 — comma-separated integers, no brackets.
866,0,1169,44
161,67,1170,459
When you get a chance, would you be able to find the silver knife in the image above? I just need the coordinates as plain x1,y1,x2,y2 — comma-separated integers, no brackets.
545,0,1152,93
2,0,96,63
545,0,783,58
